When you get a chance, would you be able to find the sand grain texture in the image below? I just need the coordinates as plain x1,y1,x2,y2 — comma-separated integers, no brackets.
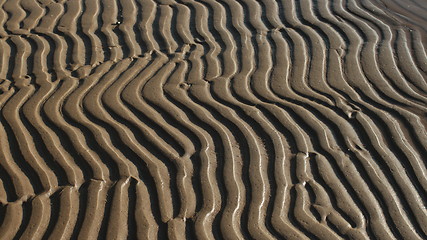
0,0,426,239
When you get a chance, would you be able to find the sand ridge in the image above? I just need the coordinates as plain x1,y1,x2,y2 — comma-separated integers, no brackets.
0,0,426,239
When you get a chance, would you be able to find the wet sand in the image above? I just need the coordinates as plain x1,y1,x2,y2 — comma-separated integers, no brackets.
0,0,426,239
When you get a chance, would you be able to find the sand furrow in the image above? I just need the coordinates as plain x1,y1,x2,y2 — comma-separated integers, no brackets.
0,0,426,239
1,54,59,198
57,0,85,70
163,59,223,240
19,194,50,239
81,0,105,66
0,203,23,240
75,180,109,239
34,2,69,79
119,0,142,58
142,60,199,220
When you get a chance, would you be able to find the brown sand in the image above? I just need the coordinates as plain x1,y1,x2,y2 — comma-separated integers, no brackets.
0,0,426,239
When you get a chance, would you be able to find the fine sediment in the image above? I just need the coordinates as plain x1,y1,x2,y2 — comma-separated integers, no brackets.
0,0,426,239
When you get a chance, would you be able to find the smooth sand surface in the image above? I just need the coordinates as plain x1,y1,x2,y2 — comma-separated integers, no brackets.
0,0,426,239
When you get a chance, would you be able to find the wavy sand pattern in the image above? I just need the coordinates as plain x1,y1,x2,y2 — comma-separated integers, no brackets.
0,0,426,239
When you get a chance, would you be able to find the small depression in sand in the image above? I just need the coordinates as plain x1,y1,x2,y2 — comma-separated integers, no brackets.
0,0,426,239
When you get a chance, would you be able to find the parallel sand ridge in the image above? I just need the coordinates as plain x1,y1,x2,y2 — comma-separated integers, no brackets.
0,0,427,239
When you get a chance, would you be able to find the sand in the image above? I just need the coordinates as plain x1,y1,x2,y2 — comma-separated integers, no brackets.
0,0,426,239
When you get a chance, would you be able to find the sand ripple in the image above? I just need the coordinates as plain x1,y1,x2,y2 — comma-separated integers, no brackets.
0,0,426,239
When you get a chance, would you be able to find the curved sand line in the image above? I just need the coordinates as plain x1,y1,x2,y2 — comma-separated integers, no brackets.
0,0,426,239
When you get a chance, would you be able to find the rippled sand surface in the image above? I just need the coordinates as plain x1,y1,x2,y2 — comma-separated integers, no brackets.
0,0,426,239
